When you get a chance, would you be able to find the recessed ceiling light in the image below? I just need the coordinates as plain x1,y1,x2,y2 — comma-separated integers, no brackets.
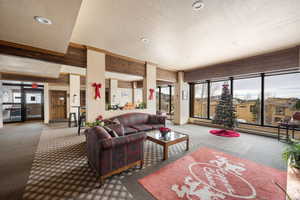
192,0,204,11
141,37,149,43
34,16,52,25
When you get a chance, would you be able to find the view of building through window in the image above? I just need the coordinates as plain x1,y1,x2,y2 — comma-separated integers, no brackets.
156,85,175,117
194,83,208,118
191,72,300,127
233,77,261,124
264,73,300,126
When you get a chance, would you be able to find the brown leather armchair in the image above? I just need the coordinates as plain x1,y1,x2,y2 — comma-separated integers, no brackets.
85,126,146,186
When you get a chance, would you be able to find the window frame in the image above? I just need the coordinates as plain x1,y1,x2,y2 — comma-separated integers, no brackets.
189,70,300,129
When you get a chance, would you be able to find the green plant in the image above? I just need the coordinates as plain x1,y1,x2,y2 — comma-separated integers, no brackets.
282,141,300,169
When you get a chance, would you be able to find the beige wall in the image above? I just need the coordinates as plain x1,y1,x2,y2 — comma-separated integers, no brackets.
86,50,106,122
43,83,49,124
174,72,189,125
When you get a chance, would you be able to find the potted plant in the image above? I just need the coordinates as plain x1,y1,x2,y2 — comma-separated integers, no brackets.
86,115,105,128
282,140,300,169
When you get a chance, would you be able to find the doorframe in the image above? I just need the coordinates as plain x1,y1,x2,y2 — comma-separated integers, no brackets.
2,82,44,123
49,90,67,121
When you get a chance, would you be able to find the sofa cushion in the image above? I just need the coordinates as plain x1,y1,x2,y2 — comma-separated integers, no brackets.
91,126,112,140
103,126,119,138
148,124,164,130
130,124,153,131
106,124,125,136
124,126,138,135
112,113,150,126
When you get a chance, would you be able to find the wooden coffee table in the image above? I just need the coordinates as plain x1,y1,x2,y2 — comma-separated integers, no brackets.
147,130,189,160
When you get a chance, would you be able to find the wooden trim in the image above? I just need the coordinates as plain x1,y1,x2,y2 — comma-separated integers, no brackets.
2,73,69,84
0,40,65,57
185,46,300,82
69,42,87,49
100,160,142,183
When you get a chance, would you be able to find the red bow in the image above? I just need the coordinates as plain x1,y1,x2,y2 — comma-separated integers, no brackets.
92,83,102,99
149,88,154,100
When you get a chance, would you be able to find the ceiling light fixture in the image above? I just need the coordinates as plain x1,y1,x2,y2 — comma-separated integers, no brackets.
141,37,149,43
192,0,204,11
34,16,52,25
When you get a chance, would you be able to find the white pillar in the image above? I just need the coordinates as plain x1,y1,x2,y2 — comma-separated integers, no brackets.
69,74,81,120
44,83,49,124
86,50,106,122
0,74,3,128
143,63,157,114
109,79,118,106
132,81,137,104
174,72,189,125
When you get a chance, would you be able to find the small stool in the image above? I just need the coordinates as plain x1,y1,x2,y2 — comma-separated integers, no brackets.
69,112,77,127
78,113,86,135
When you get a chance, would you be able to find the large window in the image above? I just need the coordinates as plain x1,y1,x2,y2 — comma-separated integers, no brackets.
264,73,300,126
190,71,300,128
233,77,261,124
210,81,230,119
194,83,208,118
156,85,174,116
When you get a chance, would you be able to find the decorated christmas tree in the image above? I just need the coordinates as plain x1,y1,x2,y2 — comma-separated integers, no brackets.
212,83,236,129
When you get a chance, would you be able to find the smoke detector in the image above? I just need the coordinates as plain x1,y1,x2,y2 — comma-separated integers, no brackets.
192,0,205,11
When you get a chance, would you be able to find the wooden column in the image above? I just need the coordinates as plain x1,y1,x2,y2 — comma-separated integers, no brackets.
86,50,106,122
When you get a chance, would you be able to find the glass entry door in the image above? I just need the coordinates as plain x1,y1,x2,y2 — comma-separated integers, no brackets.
2,85,22,123
24,89,43,120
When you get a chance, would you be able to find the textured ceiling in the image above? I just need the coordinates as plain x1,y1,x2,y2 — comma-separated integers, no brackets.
0,0,82,53
72,0,300,70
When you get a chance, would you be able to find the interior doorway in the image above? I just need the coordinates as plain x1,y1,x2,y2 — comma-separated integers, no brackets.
49,90,67,121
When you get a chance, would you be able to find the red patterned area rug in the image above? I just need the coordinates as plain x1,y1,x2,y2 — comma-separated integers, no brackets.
139,147,286,200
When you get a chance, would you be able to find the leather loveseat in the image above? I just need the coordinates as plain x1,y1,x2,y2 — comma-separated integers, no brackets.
109,112,166,135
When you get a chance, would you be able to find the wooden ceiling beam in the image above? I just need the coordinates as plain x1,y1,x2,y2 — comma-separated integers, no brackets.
0,40,87,68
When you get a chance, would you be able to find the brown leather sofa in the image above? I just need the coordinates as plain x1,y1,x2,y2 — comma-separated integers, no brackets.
109,112,166,134
85,113,166,185
85,126,147,186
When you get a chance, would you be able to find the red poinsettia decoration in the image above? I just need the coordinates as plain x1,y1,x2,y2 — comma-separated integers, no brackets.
159,127,171,133
96,115,103,121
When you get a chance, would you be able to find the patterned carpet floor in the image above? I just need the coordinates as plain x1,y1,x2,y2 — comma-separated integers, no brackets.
22,127,191,200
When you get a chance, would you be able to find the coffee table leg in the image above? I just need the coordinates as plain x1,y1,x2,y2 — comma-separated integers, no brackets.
163,144,168,160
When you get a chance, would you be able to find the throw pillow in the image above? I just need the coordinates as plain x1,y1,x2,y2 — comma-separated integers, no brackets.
112,118,121,124
103,126,119,138
106,124,125,136
92,126,112,140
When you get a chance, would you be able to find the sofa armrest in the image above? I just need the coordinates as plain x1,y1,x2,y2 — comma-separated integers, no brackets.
148,115,167,126
100,132,147,150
